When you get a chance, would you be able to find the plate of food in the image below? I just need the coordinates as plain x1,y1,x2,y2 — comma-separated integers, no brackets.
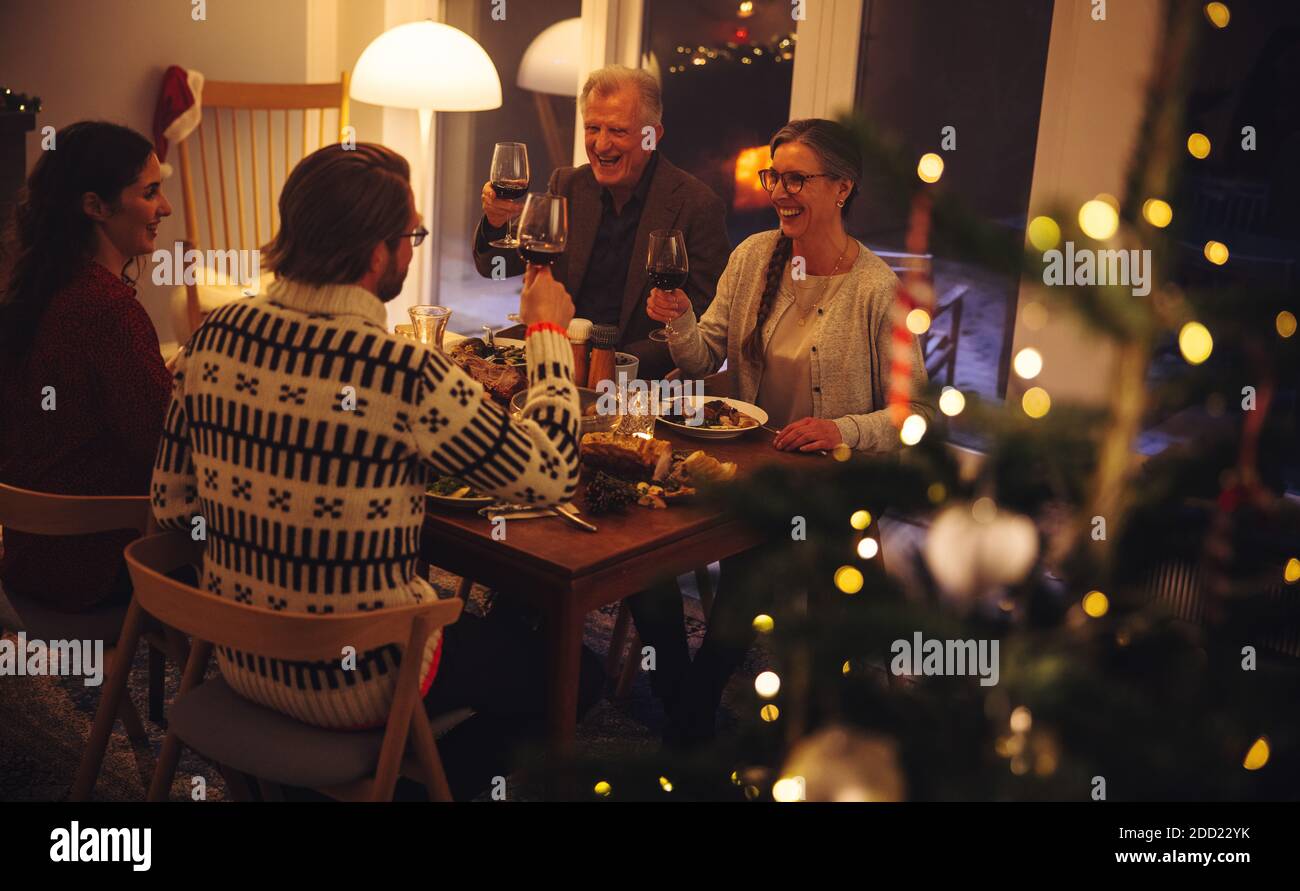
656,396,768,440
426,475,494,509
444,333,527,367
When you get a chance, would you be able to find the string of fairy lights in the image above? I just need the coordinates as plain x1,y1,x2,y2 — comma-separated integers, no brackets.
585,0,1292,801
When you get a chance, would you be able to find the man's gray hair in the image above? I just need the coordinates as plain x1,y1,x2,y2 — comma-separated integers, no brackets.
579,65,663,128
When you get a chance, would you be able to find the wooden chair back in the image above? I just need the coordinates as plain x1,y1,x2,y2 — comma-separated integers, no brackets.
124,531,462,802
173,74,351,334
0,483,150,536
124,532,461,663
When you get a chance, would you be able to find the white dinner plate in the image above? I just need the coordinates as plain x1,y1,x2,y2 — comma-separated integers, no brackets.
655,396,769,440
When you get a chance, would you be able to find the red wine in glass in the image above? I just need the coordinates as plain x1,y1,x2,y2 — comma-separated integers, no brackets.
488,142,529,249
518,242,564,266
647,266,688,292
646,229,689,343
517,193,568,271
491,179,529,202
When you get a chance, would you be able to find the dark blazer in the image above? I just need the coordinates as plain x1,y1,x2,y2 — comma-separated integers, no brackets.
473,154,731,380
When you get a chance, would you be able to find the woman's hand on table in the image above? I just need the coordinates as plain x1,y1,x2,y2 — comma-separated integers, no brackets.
773,417,842,452
646,288,690,324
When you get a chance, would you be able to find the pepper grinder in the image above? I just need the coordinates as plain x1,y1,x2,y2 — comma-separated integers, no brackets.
586,323,618,391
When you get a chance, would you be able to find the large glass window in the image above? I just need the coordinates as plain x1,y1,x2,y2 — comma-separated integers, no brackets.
851,0,1055,401
433,0,581,335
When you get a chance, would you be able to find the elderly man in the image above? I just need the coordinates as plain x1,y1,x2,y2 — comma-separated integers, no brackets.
473,65,730,381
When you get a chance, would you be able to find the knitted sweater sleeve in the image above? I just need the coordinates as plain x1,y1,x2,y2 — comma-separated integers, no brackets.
411,324,581,506
665,237,744,377
151,345,201,530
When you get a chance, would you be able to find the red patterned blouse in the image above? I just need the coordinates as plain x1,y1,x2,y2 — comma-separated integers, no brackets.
0,260,172,611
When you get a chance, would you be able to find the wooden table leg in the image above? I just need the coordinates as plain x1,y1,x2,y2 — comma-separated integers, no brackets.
544,595,583,755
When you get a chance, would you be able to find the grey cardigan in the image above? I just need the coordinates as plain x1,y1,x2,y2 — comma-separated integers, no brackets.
668,230,933,452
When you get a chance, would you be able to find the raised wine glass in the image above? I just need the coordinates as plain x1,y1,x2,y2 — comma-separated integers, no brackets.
488,142,530,249
646,229,689,343
516,193,568,268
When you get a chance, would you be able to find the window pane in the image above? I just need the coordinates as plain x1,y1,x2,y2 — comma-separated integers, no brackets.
645,0,798,245
850,0,1055,403
435,1,581,334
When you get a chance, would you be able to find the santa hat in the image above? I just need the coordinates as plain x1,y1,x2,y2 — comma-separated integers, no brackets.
153,65,205,178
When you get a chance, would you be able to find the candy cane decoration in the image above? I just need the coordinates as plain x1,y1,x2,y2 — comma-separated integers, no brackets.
889,191,934,427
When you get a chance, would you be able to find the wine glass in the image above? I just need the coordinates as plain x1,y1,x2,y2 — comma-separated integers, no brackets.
646,229,689,343
488,142,530,249
517,193,568,268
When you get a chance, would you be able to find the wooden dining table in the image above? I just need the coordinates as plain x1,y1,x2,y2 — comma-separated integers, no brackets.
418,421,825,753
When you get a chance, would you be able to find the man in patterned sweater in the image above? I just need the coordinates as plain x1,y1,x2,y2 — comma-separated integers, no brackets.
151,144,600,775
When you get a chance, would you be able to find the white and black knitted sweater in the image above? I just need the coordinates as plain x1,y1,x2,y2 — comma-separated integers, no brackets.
151,278,579,728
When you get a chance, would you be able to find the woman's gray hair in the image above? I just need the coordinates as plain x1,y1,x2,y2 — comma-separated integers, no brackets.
771,119,864,217
579,65,663,128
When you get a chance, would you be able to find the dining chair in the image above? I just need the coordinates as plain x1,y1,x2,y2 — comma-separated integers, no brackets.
116,531,468,802
0,483,185,796
169,74,351,341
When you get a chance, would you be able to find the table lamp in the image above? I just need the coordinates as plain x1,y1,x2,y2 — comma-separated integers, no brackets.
351,19,502,304
517,17,581,171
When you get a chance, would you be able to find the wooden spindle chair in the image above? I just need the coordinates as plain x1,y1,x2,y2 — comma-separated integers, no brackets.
113,532,467,802
171,74,352,340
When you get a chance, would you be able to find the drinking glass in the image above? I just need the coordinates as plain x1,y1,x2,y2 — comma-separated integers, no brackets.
488,142,530,249
517,193,568,267
408,305,452,350
646,229,689,343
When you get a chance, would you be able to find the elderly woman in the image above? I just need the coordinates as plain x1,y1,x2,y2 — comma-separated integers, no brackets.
631,118,932,747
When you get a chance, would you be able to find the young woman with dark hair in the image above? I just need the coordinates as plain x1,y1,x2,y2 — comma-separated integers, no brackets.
0,121,173,611
633,119,935,746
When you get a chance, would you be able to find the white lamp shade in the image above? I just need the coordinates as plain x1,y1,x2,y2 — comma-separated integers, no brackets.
351,20,502,111
517,18,582,96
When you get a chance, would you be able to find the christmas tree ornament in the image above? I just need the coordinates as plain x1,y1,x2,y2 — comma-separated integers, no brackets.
781,726,905,802
923,501,1039,603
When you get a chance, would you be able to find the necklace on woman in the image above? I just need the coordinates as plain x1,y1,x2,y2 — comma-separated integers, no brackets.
791,236,852,326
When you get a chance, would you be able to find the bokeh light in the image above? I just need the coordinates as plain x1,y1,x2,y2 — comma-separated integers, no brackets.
1078,199,1119,239
1243,737,1270,771
1027,215,1061,252
917,152,944,183
834,565,864,594
752,613,775,633
1141,198,1173,228
755,671,781,698
1179,321,1214,365
857,537,879,559
1187,132,1211,159
1204,2,1230,28
1083,590,1109,618
939,387,966,416
772,777,804,802
900,413,927,445
1277,311,1297,338
1022,387,1051,418
1013,347,1043,380
1204,240,1229,265
906,308,932,335
850,509,872,530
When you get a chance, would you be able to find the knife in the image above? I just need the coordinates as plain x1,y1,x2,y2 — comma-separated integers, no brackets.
553,502,599,533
